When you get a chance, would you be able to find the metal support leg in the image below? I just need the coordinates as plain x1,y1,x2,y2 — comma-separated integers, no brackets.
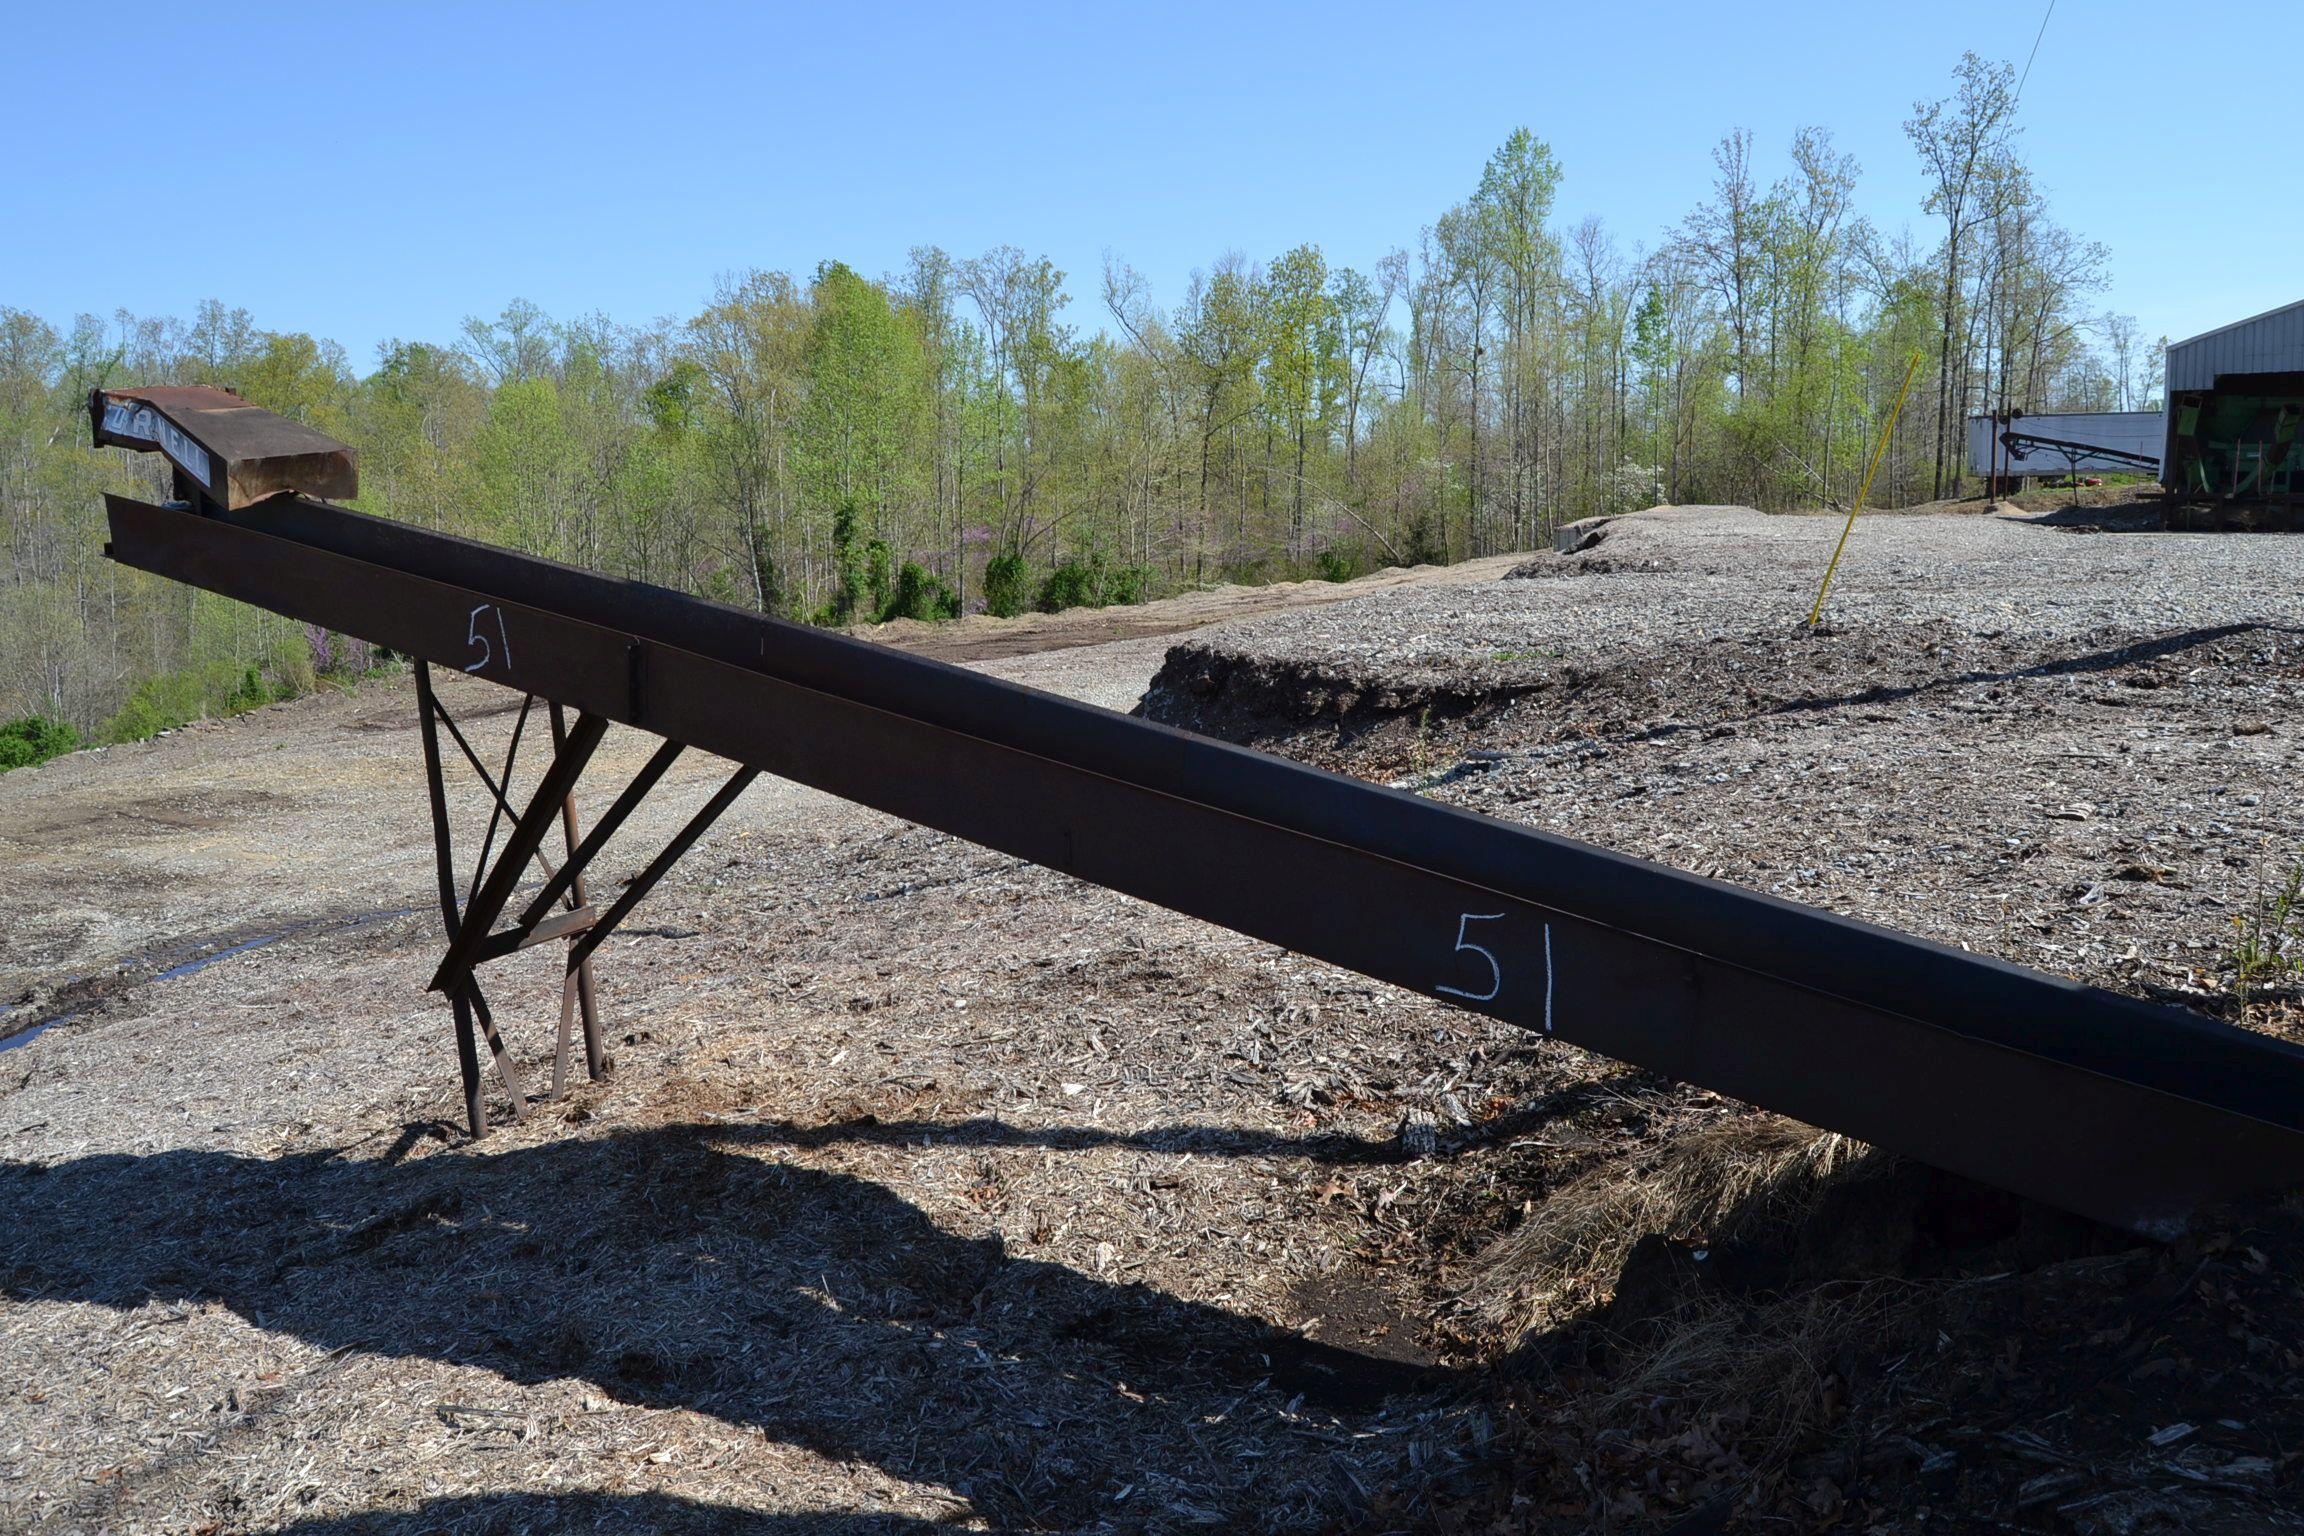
415,662,488,1139
450,990,484,1138
551,703,610,1089
552,966,579,1100
413,667,658,1130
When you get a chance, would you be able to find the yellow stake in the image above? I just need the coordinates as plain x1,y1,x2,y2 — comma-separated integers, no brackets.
1809,349,1924,628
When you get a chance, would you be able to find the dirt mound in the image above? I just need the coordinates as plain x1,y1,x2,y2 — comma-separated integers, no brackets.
1136,638,1550,753
1894,481,2168,519
1507,553,1682,581
1137,507,2304,1039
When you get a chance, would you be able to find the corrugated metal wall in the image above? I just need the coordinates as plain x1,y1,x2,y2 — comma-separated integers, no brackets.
2165,300,2304,391
2160,300,2304,484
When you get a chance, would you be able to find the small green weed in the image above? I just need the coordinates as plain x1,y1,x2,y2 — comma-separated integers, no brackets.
2233,859,2304,1018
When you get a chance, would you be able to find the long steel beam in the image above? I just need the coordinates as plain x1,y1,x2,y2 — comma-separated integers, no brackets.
103,492,2304,1236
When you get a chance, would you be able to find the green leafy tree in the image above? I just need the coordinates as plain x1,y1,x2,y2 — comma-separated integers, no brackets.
982,551,1032,617
799,262,931,529
1262,244,1339,554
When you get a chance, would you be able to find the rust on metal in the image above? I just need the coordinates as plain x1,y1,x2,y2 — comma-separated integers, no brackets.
90,385,357,509
472,904,598,965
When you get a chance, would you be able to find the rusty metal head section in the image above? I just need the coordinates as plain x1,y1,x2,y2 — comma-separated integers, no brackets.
89,386,357,509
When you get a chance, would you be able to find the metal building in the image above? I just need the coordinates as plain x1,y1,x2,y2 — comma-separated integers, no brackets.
2161,299,2304,500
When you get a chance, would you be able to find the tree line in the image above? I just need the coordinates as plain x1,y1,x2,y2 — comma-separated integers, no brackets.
1,50,2143,756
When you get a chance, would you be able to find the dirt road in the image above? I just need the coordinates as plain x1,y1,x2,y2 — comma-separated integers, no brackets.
0,555,1542,1535
0,554,1522,1015
858,553,1528,664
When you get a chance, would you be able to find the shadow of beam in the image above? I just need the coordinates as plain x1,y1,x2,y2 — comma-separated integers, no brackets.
257,1491,973,1535
1613,621,2288,750
1,1119,1481,1529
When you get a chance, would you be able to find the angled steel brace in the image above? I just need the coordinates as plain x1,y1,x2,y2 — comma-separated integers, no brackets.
463,978,532,1122
428,712,608,995
428,695,561,882
462,693,535,909
567,768,760,971
513,737,686,933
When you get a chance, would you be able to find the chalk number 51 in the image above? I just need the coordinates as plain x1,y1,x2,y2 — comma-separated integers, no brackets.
464,604,513,675
1435,911,1555,1032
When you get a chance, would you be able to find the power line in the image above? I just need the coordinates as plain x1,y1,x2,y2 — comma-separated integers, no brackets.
2016,0,2057,100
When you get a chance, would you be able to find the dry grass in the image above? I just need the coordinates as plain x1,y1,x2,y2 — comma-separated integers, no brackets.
1573,1277,1930,1470
1467,1111,1865,1344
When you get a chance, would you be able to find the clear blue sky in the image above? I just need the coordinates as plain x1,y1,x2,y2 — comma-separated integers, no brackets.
5,0,2293,369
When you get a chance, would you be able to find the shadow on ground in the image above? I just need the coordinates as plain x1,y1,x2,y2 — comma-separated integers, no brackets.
1,1120,1469,1530
255,1491,970,1535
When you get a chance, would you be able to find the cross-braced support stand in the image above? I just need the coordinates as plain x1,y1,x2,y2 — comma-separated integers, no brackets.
410,661,755,1137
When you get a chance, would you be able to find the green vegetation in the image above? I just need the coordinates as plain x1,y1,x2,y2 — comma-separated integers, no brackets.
982,553,1033,619
0,714,77,772
2234,861,2304,1017
1037,551,1149,614
101,662,274,745
883,561,960,623
82,626,386,746
2,52,2134,744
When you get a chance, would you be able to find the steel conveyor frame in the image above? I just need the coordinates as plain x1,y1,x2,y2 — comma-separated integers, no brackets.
102,489,2304,1237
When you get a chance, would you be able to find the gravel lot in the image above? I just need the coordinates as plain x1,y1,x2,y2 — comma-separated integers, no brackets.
6,509,2304,1534
1129,502,2304,1532
1144,503,2304,1029
0,562,1554,1536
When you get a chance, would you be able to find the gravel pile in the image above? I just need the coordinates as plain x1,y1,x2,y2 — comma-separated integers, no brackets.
1143,504,2304,1030
1134,502,2304,1531
1147,503,2304,704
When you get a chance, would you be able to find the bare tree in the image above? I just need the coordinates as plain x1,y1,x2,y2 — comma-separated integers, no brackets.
1906,53,2019,496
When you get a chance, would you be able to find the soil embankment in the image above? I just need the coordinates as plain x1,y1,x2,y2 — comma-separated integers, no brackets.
1143,504,2304,1033
1133,502,2304,1530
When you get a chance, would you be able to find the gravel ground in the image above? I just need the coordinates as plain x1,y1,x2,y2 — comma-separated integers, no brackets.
0,562,1561,1536
1133,502,2304,1532
8,509,2304,1534
1143,503,2304,1030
